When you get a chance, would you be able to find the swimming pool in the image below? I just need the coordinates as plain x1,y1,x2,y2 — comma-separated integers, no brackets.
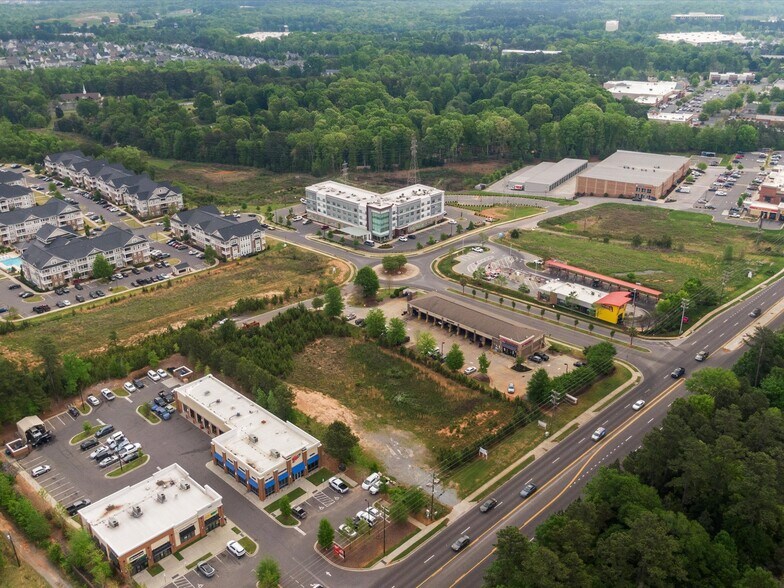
0,256,22,271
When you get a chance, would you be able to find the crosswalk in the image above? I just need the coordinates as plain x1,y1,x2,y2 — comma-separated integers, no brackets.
311,490,335,509
171,574,195,588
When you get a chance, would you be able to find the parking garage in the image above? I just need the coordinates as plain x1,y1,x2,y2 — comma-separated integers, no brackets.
407,294,545,357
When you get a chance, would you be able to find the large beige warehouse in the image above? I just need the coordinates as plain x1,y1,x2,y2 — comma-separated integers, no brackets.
575,150,690,199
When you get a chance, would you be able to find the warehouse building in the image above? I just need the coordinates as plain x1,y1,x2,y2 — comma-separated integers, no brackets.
175,374,322,501
407,294,545,357
304,180,445,241
506,158,587,195
603,80,683,106
575,150,689,199
79,464,224,576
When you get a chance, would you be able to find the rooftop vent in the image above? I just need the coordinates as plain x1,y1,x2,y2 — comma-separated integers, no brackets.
249,434,258,443
204,390,210,396
157,493,166,503
131,505,143,518
179,481,190,491
271,449,281,458
107,518,119,528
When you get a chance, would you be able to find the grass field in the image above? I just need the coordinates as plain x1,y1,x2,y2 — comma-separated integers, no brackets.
0,556,49,588
0,246,347,358
454,204,544,223
148,158,315,211
288,339,517,456
447,364,632,497
508,204,784,296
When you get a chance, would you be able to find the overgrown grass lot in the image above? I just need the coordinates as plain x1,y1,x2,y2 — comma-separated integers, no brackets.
288,338,517,456
0,246,347,358
509,204,784,296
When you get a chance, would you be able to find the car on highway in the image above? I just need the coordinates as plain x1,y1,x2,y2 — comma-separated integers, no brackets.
479,498,498,512
80,438,99,451
196,561,216,578
339,523,357,538
451,535,471,552
226,540,246,558
632,400,646,411
31,465,51,477
671,367,686,379
695,350,709,362
749,307,762,318
329,477,349,494
362,472,381,490
591,427,607,442
520,482,538,499
86,395,100,407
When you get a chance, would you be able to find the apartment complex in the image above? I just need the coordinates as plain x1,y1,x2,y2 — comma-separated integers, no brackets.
170,206,266,260
21,224,150,289
305,181,445,241
0,170,26,186
0,199,83,246
79,464,224,576
175,375,322,501
603,80,683,106
0,184,35,212
44,151,183,218
575,150,690,199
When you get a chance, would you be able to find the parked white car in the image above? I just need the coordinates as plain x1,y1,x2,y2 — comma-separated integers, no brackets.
157,368,167,379
86,394,100,407
226,540,246,558
122,382,136,393
147,369,160,381
102,388,117,400
31,465,51,477
362,472,381,491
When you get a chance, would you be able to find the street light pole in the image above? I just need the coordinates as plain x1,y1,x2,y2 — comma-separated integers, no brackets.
6,533,19,567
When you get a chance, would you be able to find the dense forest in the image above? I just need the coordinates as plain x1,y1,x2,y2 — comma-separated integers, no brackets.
484,326,784,587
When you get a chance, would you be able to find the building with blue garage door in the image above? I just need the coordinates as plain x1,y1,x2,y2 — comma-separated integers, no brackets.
175,374,322,501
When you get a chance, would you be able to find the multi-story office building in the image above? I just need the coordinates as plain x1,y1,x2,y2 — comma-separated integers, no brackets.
304,181,445,241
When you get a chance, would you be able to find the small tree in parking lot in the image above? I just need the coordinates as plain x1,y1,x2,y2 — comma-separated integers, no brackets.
478,352,490,374
444,343,465,371
318,519,334,550
256,557,281,588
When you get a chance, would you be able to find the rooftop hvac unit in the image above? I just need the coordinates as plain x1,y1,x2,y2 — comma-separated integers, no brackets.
271,449,281,458
157,493,166,503
249,434,258,443
107,518,119,528
179,481,191,491
131,505,143,518
204,390,210,395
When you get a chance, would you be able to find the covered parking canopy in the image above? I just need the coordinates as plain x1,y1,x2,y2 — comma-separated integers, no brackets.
544,260,662,301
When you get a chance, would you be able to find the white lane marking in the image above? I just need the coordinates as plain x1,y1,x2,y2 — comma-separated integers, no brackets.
294,526,306,536
424,554,435,564
625,435,633,442
124,396,133,404
96,418,105,425
578,437,586,444
461,526,470,534
707,329,714,334
623,404,630,409
552,457,560,464
601,420,609,425
647,418,654,424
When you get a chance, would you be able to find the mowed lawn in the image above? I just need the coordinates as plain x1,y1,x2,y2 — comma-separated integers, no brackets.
148,158,316,211
0,246,346,358
288,338,517,455
509,204,784,295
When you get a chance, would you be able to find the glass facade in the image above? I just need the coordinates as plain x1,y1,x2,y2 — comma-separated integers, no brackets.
369,209,391,238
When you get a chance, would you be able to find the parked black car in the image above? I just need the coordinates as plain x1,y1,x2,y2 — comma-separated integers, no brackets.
79,438,99,451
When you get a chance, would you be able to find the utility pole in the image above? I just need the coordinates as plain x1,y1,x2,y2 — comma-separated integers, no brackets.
429,472,436,520
628,289,638,346
678,298,689,335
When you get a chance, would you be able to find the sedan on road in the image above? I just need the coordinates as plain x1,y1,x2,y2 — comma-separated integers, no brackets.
632,400,646,411
671,367,686,379
451,535,471,552
591,427,607,442
695,350,709,362
480,498,498,513
520,483,538,499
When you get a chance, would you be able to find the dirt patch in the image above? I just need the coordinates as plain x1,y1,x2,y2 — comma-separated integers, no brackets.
293,386,361,432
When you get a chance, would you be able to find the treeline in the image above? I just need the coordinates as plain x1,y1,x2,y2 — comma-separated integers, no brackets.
484,331,784,587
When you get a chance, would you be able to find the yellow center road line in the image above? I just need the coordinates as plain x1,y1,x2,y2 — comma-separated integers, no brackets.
415,378,685,588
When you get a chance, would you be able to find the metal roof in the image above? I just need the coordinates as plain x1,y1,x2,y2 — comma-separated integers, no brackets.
577,150,689,186
545,260,662,297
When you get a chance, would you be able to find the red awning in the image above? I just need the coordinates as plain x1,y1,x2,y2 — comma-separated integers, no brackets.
545,260,662,298
597,291,632,307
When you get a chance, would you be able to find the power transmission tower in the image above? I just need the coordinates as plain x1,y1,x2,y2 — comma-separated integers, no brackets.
407,136,419,185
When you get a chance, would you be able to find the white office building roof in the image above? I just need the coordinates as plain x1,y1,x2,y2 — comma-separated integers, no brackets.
671,12,724,19
578,150,689,185
177,375,319,475
501,49,562,55
509,158,587,189
657,32,749,45
647,112,695,123
79,464,221,557
604,80,678,101
307,180,442,207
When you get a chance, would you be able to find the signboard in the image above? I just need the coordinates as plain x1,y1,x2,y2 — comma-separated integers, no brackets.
332,544,346,560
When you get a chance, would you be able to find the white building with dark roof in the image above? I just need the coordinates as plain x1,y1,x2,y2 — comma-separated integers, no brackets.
175,374,322,501
0,184,35,212
305,180,445,241
170,206,265,259
79,464,224,576
21,223,149,289
0,199,83,246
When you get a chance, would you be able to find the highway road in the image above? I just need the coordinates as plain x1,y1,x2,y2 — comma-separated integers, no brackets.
195,201,784,588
